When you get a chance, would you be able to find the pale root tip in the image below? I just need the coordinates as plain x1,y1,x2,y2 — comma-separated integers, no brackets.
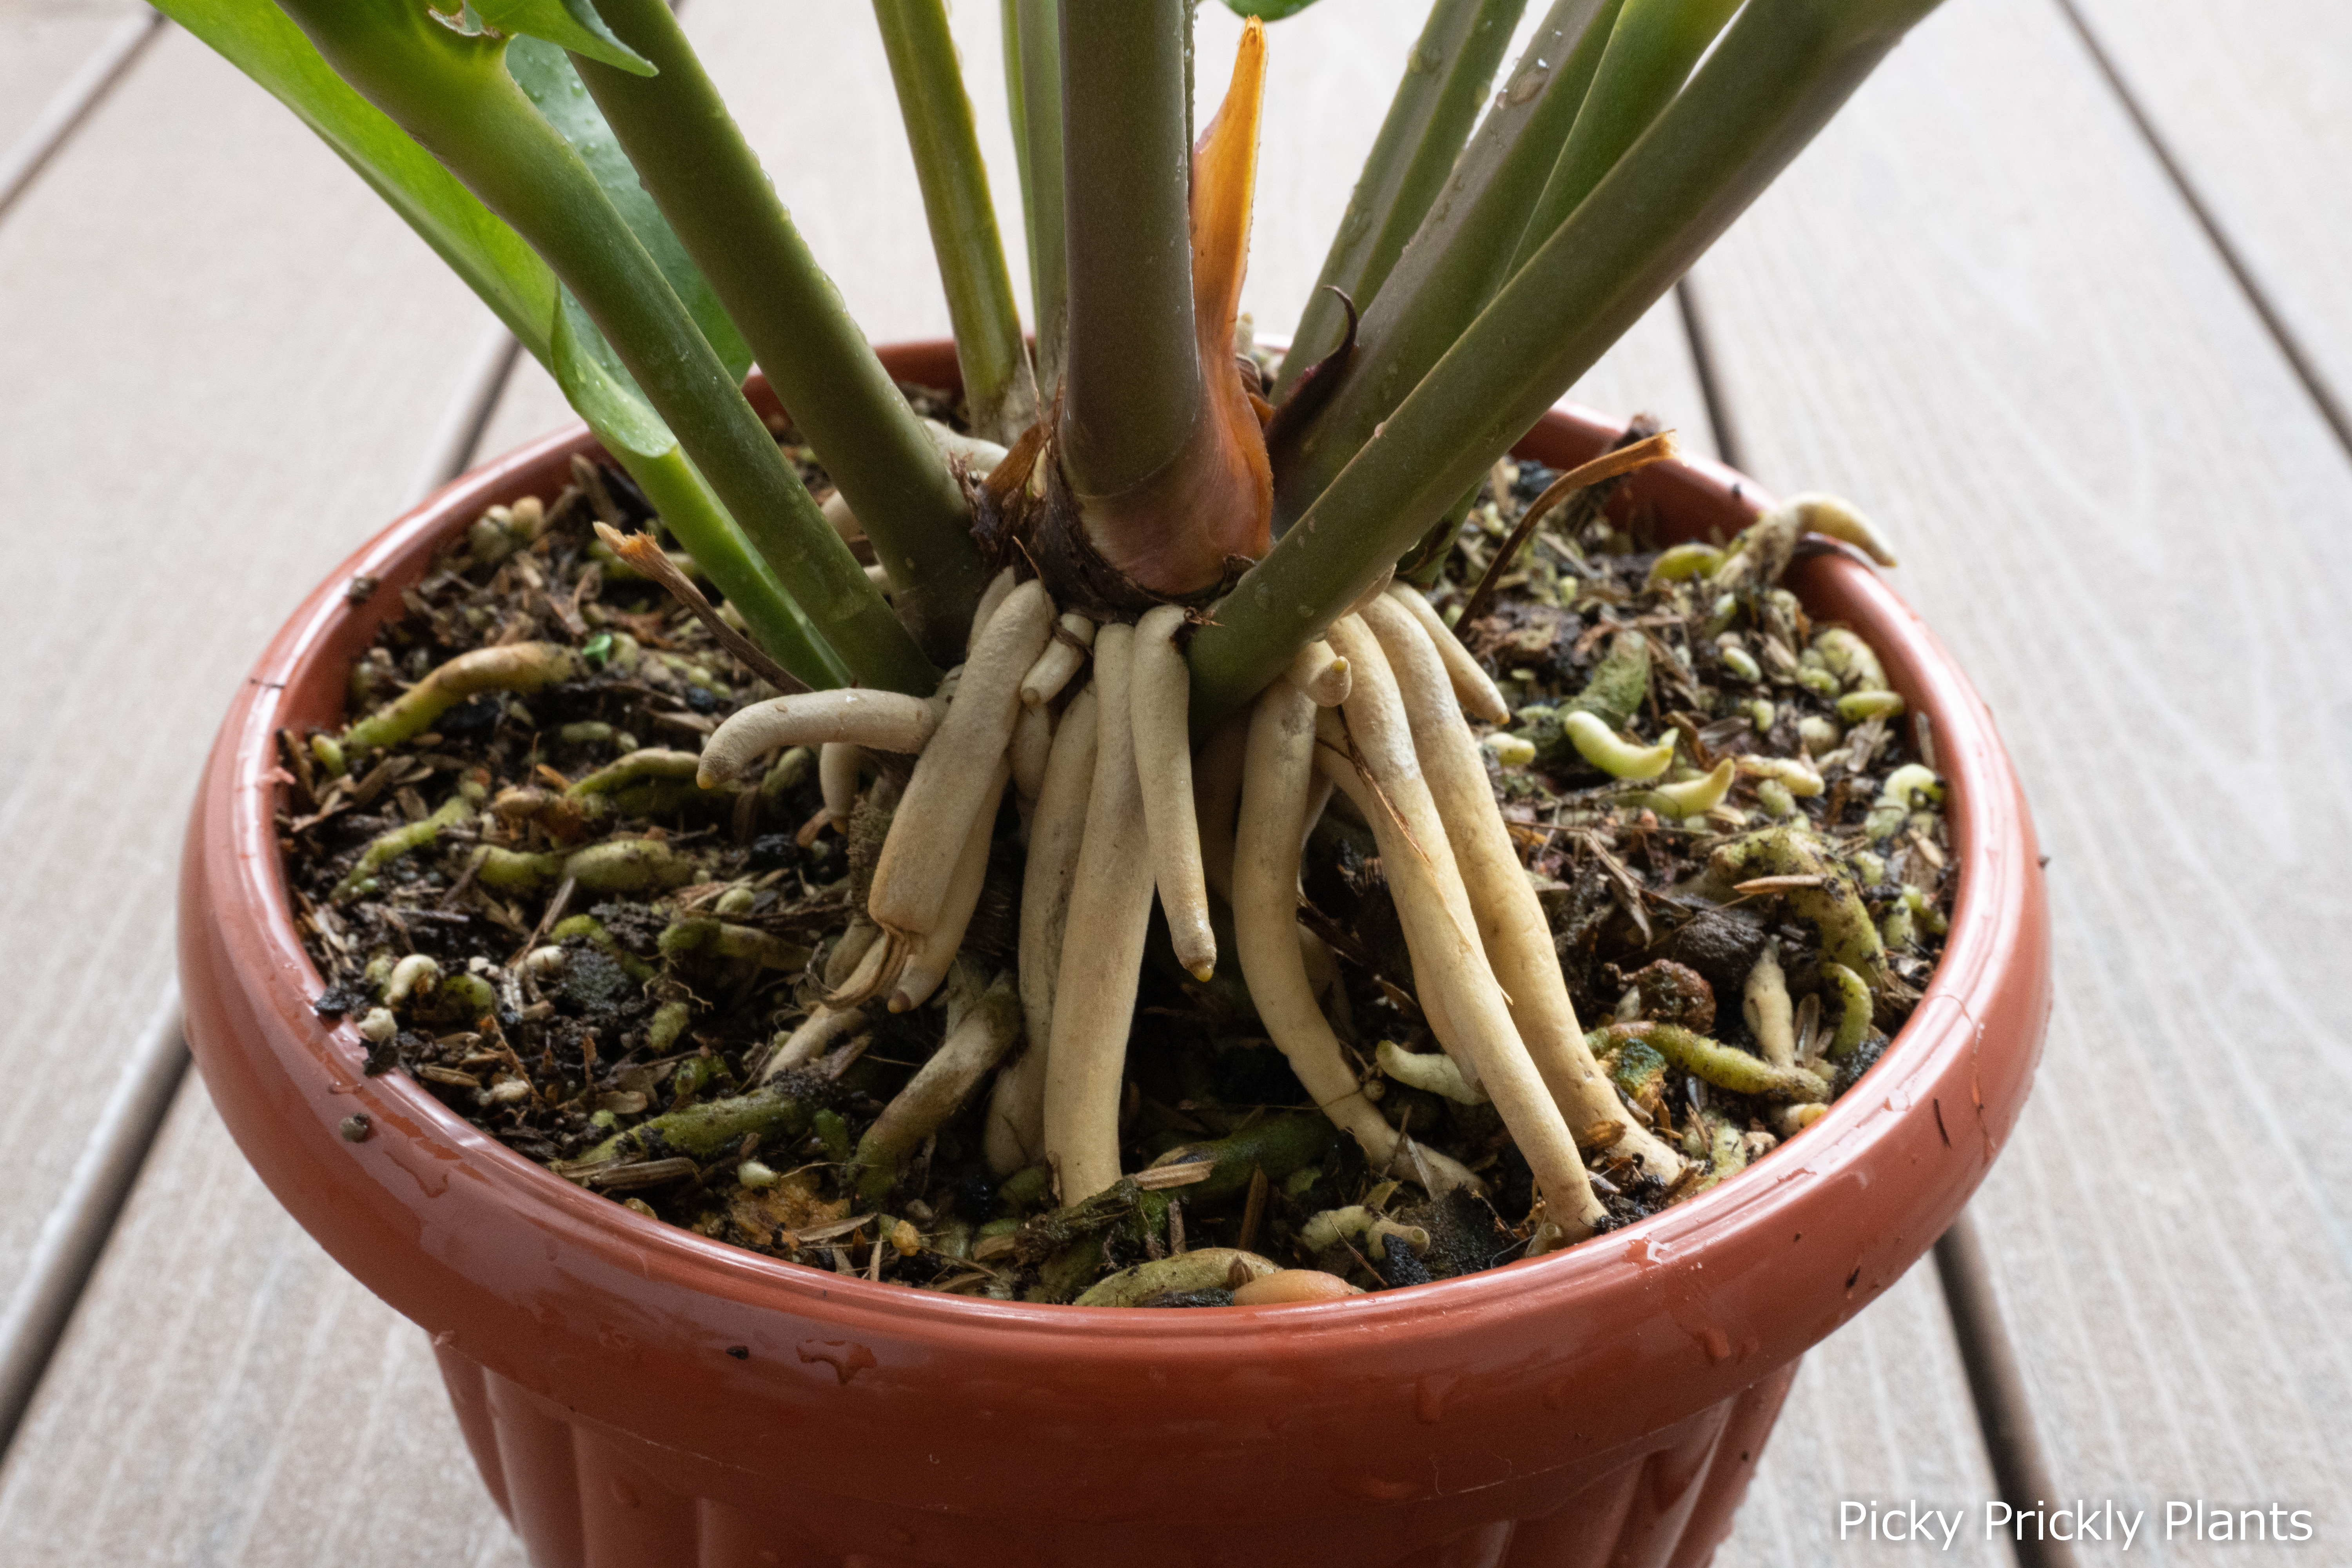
1188,963,1217,984
1788,492,1898,567
695,763,729,790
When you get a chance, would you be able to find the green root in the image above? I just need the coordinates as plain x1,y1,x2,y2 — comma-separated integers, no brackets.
1589,1022,1829,1103
576,1078,822,1166
1811,628,1887,692
1838,690,1905,722
1624,758,1735,820
1680,1111,1751,1196
566,838,700,894
472,845,566,893
812,1108,853,1165
646,998,695,1055
1646,543,1724,586
345,642,578,751
333,795,473,902
1710,826,1885,982
658,917,812,971
1524,630,1652,769
1141,1111,1344,1207
568,748,720,800
1822,962,1874,1059
1865,763,1944,843
472,837,699,897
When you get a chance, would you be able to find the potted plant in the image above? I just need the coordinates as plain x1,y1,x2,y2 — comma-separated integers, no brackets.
168,0,2049,1562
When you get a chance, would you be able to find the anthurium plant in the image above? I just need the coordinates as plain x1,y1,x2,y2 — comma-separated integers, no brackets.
180,0,1956,1303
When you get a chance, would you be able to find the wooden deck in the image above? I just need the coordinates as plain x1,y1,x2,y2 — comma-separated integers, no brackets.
0,2,2345,1562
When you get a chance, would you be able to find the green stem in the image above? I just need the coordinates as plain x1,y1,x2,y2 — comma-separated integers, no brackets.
875,0,1038,445
1276,0,1526,397
1268,0,1619,528
572,0,988,667
1194,0,1947,726
276,0,936,695
1054,0,1201,500
1003,0,1068,394
1504,0,1744,275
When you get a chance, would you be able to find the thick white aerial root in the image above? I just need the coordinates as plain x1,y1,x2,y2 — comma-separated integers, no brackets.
854,963,1023,1200
819,742,864,830
968,566,1018,656
1010,702,1054,801
888,760,1010,1013
1233,677,1483,1197
1041,624,1158,1203
761,1004,869,1082
1384,583,1508,723
1020,612,1097,708
1320,617,1606,1237
1132,604,1216,981
815,539,1718,1238
1284,638,1351,707
990,686,1099,1174
868,579,1052,939
1367,594,1686,1183
697,690,936,787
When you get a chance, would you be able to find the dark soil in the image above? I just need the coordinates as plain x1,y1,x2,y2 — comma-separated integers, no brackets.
279,395,1952,1304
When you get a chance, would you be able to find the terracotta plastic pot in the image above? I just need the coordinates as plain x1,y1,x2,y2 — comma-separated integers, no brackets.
180,341,2049,1568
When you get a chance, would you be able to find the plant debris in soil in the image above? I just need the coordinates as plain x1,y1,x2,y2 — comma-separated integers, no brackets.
280,394,1953,1306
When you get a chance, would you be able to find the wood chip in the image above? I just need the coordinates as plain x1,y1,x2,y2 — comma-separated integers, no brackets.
1132,1160,1214,1191
579,1158,699,1191
1733,874,1829,895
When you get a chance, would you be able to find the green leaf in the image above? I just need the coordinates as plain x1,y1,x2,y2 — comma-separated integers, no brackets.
507,38,752,380
471,0,654,75
552,288,671,459
1221,0,1327,16
153,0,556,356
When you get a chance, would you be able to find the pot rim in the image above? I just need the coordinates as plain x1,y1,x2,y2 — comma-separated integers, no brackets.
190,348,2044,1357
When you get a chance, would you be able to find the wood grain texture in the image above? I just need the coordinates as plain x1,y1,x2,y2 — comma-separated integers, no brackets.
1716,1267,2008,1567
0,1,142,160
0,1080,526,1568
1688,0,2352,1552
2065,0,2352,430
0,25,502,1286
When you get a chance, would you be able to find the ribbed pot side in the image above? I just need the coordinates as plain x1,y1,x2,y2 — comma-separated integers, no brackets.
179,342,2050,1568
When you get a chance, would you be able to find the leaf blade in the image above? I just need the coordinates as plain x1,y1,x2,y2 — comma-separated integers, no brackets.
154,0,557,356
507,36,752,381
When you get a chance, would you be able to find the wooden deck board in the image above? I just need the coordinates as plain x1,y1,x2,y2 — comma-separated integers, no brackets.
1687,0,2352,1550
0,22,501,1325
1716,1268,2007,1568
0,1080,526,1568
0,2,2045,1561
0,2,142,160
2065,0,2352,435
